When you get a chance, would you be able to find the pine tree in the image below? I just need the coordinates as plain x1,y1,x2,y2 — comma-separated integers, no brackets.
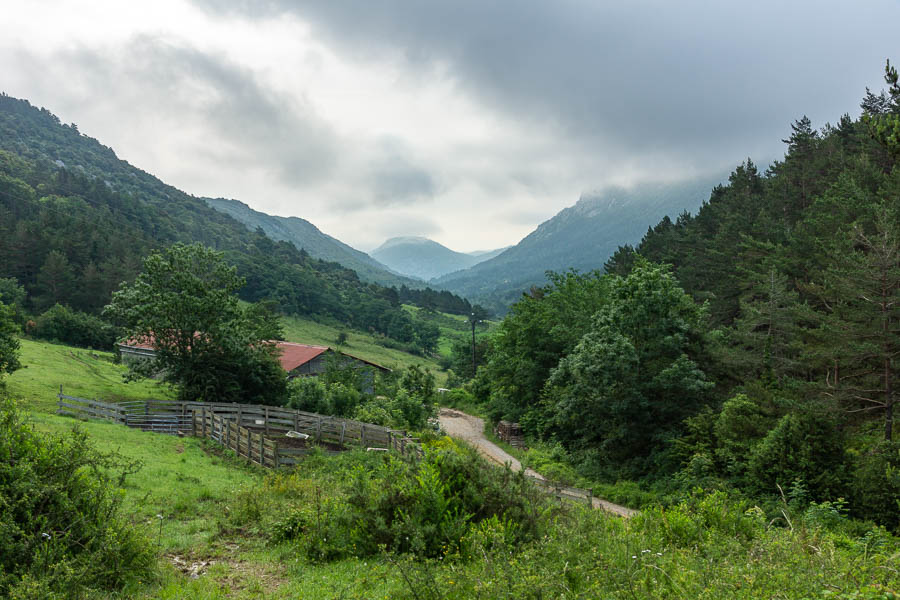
812,207,900,441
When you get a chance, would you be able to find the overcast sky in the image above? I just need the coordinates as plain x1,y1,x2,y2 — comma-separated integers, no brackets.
1,1,896,252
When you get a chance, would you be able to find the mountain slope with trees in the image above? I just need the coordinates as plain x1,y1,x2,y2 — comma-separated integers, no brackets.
434,176,724,314
0,93,454,353
473,61,900,528
205,197,420,288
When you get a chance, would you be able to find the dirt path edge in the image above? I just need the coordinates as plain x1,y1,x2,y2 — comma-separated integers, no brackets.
437,408,637,517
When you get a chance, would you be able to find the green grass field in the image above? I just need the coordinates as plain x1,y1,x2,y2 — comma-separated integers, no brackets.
7,338,174,412
279,312,452,384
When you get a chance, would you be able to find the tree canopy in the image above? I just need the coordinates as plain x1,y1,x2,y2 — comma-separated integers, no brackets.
104,243,287,405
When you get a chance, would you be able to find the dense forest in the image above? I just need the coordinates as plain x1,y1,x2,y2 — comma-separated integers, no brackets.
474,62,900,528
0,94,487,353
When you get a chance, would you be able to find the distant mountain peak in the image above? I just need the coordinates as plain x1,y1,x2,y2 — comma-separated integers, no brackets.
371,236,505,281
374,236,436,251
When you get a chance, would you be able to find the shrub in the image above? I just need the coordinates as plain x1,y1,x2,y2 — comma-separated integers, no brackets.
851,441,900,529
0,399,155,597
284,443,548,562
32,304,120,350
286,377,328,413
748,409,850,500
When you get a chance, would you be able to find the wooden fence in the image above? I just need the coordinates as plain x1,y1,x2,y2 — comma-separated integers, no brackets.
527,475,594,507
56,388,423,461
56,390,595,507
193,411,309,468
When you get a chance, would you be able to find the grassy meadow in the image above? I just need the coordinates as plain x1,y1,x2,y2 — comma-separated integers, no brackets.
279,312,448,383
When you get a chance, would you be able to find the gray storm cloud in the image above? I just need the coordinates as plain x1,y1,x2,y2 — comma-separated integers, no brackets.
3,0,897,250
193,0,898,170
13,36,340,188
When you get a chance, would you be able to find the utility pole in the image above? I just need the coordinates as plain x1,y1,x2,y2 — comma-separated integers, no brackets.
471,312,477,378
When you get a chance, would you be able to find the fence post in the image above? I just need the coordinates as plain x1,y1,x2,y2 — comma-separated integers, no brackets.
361,424,367,448
237,403,242,428
293,412,299,432
191,410,196,437
144,400,149,417
264,407,269,435
225,419,231,450
202,406,207,439
316,416,322,442
339,423,346,446
259,433,264,466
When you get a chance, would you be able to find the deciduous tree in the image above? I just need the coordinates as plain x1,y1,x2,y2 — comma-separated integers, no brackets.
104,243,287,405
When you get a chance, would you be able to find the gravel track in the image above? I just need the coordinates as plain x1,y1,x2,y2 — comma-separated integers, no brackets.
438,408,636,517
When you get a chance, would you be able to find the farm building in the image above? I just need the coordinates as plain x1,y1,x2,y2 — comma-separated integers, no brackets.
274,341,391,378
118,338,390,379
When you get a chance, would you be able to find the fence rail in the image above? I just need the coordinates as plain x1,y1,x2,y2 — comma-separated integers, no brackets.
527,475,594,507
56,388,423,461
56,389,593,507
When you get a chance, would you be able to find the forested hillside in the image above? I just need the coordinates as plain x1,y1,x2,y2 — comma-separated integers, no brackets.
435,176,723,314
0,94,459,352
475,63,900,528
205,196,420,288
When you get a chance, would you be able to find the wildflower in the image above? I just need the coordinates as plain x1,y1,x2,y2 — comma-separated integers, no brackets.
42,532,51,540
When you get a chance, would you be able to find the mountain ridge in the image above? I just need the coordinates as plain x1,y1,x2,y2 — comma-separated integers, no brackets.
371,236,504,281
205,197,422,288
433,176,727,313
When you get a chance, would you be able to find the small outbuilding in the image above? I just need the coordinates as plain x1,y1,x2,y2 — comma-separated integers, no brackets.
117,338,390,380
275,341,391,378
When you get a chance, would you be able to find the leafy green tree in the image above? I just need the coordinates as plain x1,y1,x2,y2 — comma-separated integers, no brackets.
448,336,490,381
32,304,120,350
747,408,849,500
862,59,900,157
542,259,713,478
0,301,20,378
104,243,287,405
0,278,26,327
482,270,611,422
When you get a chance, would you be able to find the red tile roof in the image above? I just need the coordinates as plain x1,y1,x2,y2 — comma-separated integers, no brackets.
120,336,389,372
274,342,329,372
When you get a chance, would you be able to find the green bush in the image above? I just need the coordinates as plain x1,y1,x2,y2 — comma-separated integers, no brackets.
32,304,120,350
748,409,850,500
851,441,900,529
286,377,328,413
0,398,155,597
282,443,548,562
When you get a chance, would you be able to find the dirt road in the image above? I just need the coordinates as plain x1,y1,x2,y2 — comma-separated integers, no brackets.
438,408,637,518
